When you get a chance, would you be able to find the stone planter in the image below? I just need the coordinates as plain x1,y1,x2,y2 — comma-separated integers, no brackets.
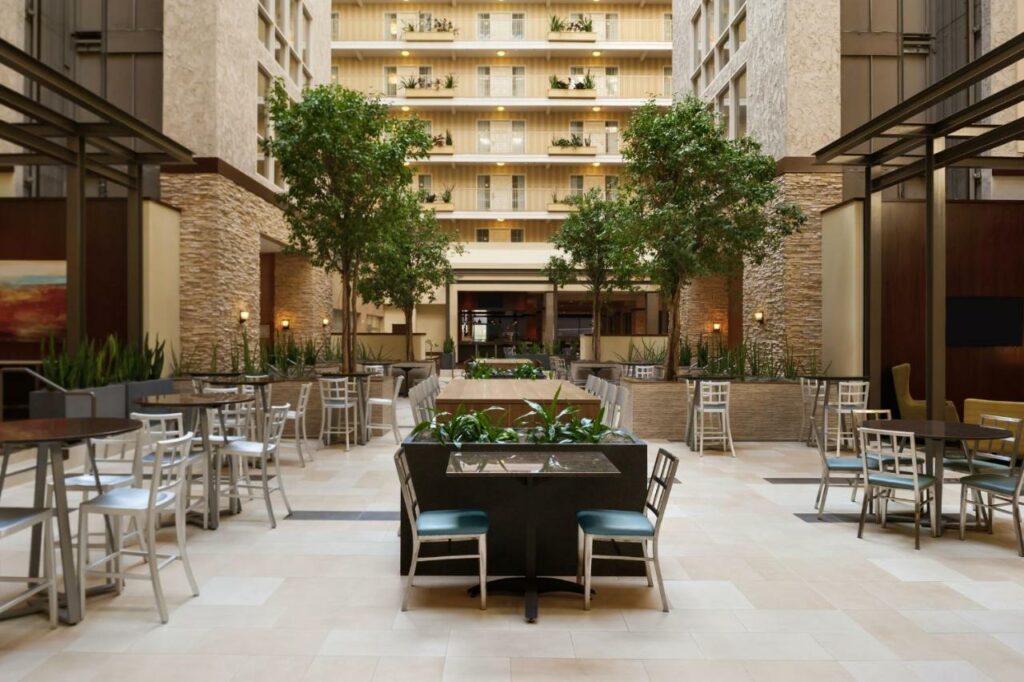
421,202,454,212
400,437,647,576
403,88,455,99
429,145,454,155
125,378,175,415
547,88,597,99
548,146,598,156
548,31,597,42
625,378,803,442
547,202,579,212
30,383,127,419
404,31,455,42
440,352,454,370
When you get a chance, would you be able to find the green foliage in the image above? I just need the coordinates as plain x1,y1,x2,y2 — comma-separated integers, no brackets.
517,386,633,444
442,337,455,354
616,338,667,365
679,336,693,367
620,96,806,380
549,15,592,32
464,361,545,380
40,334,165,390
549,15,565,32
411,406,518,448
550,133,591,148
356,342,390,362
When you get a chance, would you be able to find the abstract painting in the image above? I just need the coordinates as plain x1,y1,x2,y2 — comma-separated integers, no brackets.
0,260,66,342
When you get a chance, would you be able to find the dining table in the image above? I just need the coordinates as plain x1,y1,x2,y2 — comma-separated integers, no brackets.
0,417,142,624
862,418,1012,535
135,392,254,529
435,379,600,426
447,449,620,622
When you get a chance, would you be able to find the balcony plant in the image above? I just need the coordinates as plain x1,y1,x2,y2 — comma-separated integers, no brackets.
401,74,457,97
550,133,591,148
548,73,597,98
403,18,459,40
549,15,596,41
430,129,454,154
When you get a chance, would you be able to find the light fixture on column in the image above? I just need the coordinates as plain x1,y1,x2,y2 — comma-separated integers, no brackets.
323,317,331,328
712,322,722,333
753,310,765,324
281,319,290,331
239,310,250,324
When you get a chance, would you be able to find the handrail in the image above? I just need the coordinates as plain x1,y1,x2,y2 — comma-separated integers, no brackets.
0,366,97,420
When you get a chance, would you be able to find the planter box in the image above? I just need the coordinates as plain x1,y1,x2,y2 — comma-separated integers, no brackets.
547,203,578,212
548,146,598,156
440,352,454,370
625,378,803,442
421,202,454,212
548,31,597,42
429,145,454,155
125,378,175,415
547,88,597,99
404,31,455,42
30,383,128,419
404,89,455,99
400,437,647,576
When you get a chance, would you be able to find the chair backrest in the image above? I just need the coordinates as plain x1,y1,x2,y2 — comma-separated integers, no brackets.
891,363,914,413
364,364,385,376
390,375,405,403
190,377,205,394
634,365,656,380
203,386,239,395
394,448,421,539
799,377,820,404
319,377,351,402
837,381,870,410
859,426,920,483
585,374,598,395
700,381,730,408
849,409,892,456
296,382,313,415
262,404,290,453
130,411,185,441
610,385,628,429
601,383,618,427
644,449,679,534
144,432,195,511
89,427,144,478
975,413,1024,465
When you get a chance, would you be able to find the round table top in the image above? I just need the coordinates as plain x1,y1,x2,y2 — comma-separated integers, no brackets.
0,417,142,445
136,393,254,408
204,376,276,387
320,371,372,379
188,371,245,378
863,419,1012,442
799,374,868,381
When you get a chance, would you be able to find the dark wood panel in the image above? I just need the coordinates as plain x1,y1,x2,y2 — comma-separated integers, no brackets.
880,200,1024,415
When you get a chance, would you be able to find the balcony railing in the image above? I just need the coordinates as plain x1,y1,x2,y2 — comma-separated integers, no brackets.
336,73,673,101
418,187,619,214
336,17,673,44
426,129,622,156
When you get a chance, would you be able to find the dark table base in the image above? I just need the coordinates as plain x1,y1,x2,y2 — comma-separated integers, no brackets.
469,577,592,623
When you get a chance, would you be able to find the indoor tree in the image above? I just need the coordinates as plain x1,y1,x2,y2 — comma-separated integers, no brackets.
543,189,642,362
621,97,805,381
358,190,462,361
262,81,432,371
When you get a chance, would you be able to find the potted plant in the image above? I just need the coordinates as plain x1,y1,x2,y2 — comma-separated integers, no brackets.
403,17,458,41
547,191,581,212
548,132,596,155
402,74,456,98
400,394,647,576
547,72,597,99
440,337,455,369
430,129,455,155
548,14,596,41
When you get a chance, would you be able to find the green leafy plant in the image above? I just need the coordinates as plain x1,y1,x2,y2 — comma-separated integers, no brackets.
679,335,693,368
440,184,454,203
411,405,518,447
549,75,570,90
40,334,166,389
517,387,579,443
442,337,455,354
550,133,591,148
444,128,453,146
574,72,596,90
443,73,457,89
549,15,566,32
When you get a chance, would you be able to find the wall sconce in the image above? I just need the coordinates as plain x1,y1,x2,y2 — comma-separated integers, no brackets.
281,319,290,330
239,310,250,324
753,311,765,324
322,317,330,328
712,322,722,333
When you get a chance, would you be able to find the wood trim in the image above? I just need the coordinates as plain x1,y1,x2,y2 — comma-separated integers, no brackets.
162,157,281,206
775,157,844,175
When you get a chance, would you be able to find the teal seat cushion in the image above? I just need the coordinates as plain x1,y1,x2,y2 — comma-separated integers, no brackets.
577,509,654,538
869,453,923,467
945,458,1011,474
825,457,864,472
960,474,1019,497
416,509,488,537
867,472,936,490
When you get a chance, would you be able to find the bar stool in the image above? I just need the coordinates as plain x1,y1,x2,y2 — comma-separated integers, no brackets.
319,377,357,451
285,382,314,466
219,405,293,528
694,381,736,457
0,508,57,627
367,376,404,444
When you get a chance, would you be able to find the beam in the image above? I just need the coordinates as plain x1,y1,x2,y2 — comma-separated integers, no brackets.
0,37,193,163
0,151,190,166
66,136,87,352
0,121,134,186
864,167,882,408
815,32,1024,162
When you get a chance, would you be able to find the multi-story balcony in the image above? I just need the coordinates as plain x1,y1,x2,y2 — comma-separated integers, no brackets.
418,127,624,165
418,185,619,220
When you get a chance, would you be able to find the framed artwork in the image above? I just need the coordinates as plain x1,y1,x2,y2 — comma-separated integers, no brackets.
0,260,67,342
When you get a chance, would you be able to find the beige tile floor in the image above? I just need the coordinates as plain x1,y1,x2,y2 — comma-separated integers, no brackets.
1,393,1024,681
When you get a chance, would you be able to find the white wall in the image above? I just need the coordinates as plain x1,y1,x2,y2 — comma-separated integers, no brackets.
821,200,863,375
143,200,182,375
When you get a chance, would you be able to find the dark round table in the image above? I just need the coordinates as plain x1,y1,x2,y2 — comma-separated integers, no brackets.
863,418,1012,535
137,393,254,529
0,417,142,624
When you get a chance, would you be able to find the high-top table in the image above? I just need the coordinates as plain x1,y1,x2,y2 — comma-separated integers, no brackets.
136,393,254,529
863,418,1012,535
435,379,600,425
447,450,619,623
0,417,142,624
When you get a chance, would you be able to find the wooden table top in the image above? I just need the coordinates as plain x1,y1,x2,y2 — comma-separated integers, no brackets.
0,418,142,445
437,379,598,404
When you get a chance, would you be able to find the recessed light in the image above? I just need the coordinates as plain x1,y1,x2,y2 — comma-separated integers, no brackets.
400,50,410,56
496,217,505,222
497,50,506,57
592,106,601,112
401,106,410,112
496,161,506,166
497,105,505,111
592,51,602,57
592,162,601,167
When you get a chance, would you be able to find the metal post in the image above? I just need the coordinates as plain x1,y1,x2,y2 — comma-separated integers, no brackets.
65,135,86,351
125,163,143,345
924,138,947,420
864,166,883,408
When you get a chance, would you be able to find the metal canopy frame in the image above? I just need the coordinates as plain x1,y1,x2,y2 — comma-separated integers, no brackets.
813,31,1024,422
0,37,193,349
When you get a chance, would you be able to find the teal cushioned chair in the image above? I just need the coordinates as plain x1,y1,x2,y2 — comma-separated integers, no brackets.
957,417,1024,556
575,448,679,612
395,449,488,611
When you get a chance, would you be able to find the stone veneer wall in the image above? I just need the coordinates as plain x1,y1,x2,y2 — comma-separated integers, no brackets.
274,253,334,338
743,172,844,366
678,275,730,345
160,172,332,359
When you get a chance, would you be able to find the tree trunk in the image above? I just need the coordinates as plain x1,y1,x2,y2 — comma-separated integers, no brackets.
341,265,353,372
664,284,683,382
591,290,602,362
348,265,359,372
404,306,414,361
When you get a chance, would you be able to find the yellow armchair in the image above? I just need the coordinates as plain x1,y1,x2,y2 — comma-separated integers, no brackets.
891,363,959,421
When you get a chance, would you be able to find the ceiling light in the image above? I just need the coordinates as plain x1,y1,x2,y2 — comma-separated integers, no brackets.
591,106,601,112
496,217,505,222
401,50,410,57
497,105,505,111
496,161,506,166
401,106,410,112
592,51,602,57
592,162,601,167
497,50,506,57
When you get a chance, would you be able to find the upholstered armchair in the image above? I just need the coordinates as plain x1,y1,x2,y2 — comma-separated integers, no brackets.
891,363,959,421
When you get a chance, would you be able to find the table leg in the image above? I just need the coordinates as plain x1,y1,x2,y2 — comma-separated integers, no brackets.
926,437,944,537
48,444,83,624
217,408,242,515
685,380,700,451
201,410,220,530
809,383,823,446
821,381,833,454
28,445,47,581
